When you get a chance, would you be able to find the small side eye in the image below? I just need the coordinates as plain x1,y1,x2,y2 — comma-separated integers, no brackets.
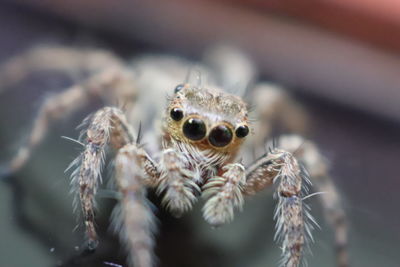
174,84,185,93
170,108,184,121
235,125,249,138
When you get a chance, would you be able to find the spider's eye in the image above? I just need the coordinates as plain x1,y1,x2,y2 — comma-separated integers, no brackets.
235,125,249,138
183,118,206,141
174,84,185,93
170,108,184,121
209,125,233,147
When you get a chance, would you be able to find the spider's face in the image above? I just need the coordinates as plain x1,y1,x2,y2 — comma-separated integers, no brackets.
163,84,250,154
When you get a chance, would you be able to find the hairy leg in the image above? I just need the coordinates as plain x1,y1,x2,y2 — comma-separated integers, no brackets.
249,83,309,156
0,46,123,91
69,107,135,250
278,135,349,267
243,148,312,267
113,143,157,267
201,147,311,266
202,45,256,96
1,66,137,177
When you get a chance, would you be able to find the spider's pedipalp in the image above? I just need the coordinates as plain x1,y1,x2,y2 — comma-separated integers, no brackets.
202,163,246,226
113,143,156,267
70,107,134,250
157,148,200,217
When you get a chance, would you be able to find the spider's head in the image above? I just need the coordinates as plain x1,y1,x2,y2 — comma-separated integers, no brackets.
163,83,250,155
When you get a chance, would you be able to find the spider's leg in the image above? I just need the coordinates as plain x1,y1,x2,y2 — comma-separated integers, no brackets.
1,66,136,178
70,107,135,250
249,83,309,155
202,163,246,226
202,45,256,95
113,143,158,267
157,148,200,217
243,149,310,267
278,135,349,267
0,46,123,92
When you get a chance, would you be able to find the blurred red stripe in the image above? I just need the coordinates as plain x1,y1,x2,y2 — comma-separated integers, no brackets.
230,0,400,53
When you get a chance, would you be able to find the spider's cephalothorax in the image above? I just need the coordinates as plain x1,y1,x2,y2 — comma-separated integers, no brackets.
165,83,249,167
0,46,349,267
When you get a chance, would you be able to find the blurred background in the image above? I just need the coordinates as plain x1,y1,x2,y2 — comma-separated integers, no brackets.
0,1,399,267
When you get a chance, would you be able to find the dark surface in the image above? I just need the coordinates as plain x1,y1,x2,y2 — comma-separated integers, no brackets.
0,3,399,267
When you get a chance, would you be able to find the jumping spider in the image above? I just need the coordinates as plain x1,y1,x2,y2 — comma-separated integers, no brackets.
0,45,348,267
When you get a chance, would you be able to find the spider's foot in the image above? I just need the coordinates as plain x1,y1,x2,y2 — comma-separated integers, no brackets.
0,165,12,182
85,238,99,253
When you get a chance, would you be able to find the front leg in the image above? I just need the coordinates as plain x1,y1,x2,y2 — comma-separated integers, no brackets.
73,109,160,267
244,149,311,267
113,143,158,267
70,107,135,250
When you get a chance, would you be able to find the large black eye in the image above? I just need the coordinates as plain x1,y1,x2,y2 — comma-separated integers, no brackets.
209,125,233,147
174,84,185,93
183,118,206,141
235,125,249,138
170,108,184,121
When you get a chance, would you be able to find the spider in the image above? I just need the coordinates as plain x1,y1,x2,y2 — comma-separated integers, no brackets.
0,45,348,267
